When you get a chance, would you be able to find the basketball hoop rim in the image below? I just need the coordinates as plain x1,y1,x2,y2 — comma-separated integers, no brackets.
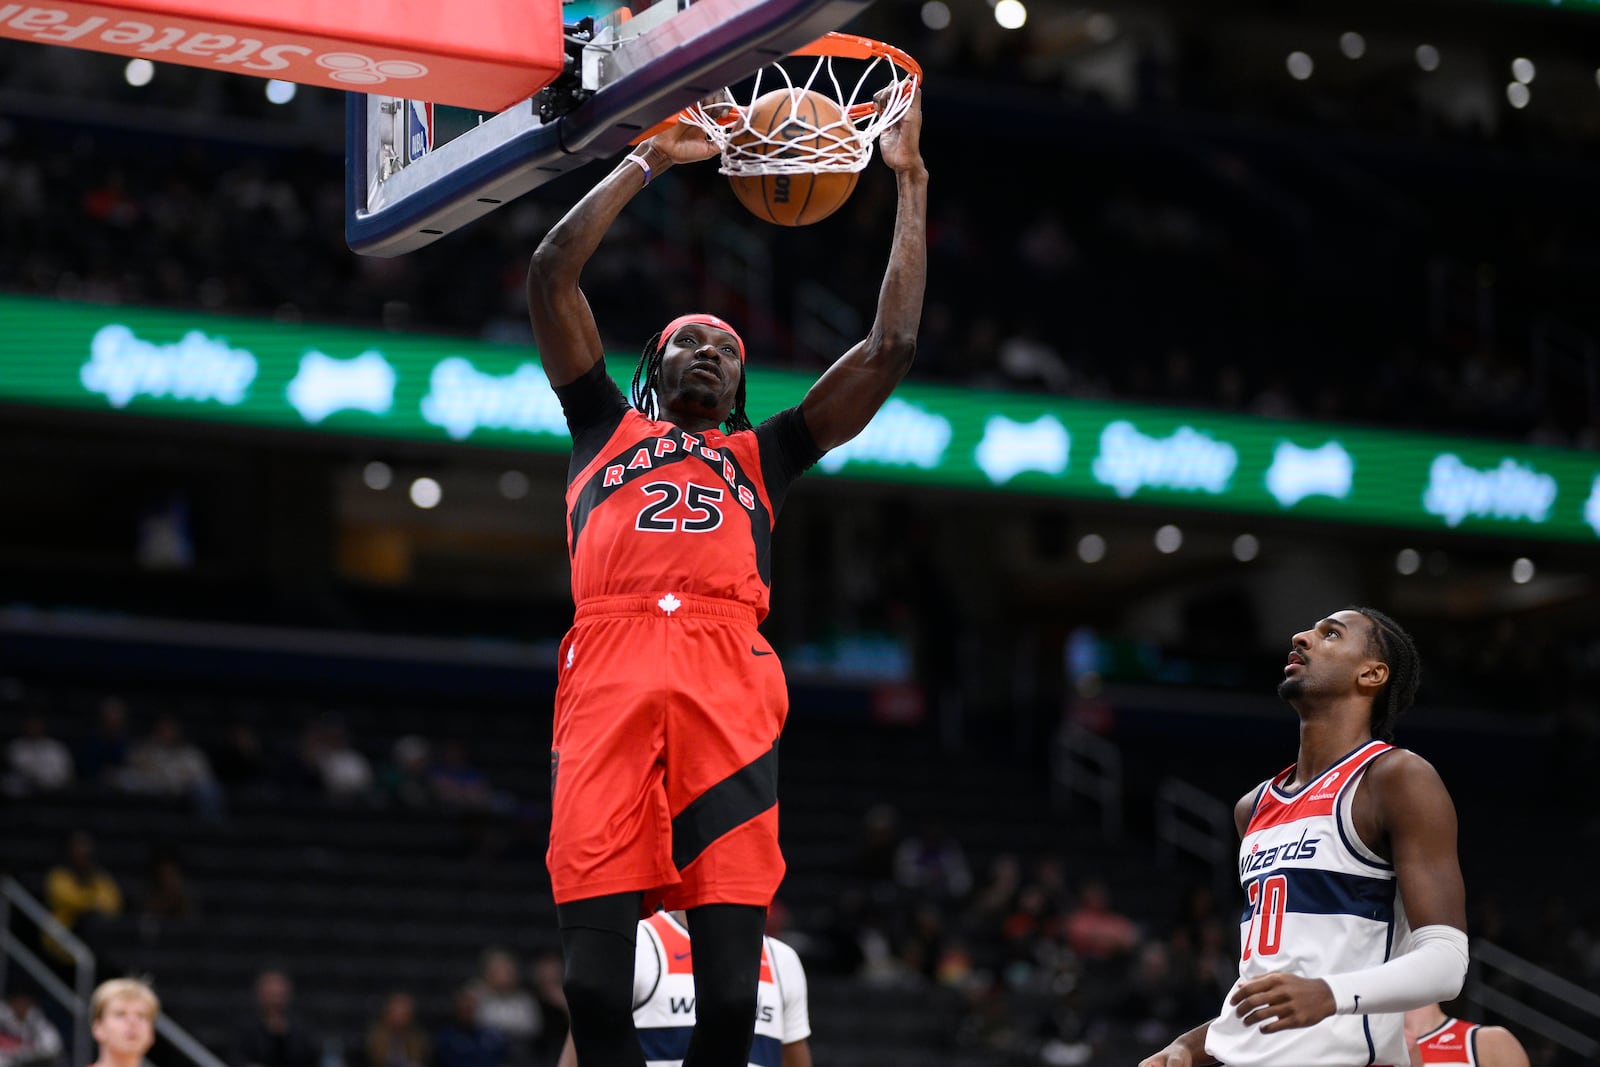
630,31,920,142
790,31,921,81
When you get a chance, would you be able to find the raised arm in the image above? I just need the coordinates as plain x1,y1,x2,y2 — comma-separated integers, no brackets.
527,123,718,387
799,90,927,451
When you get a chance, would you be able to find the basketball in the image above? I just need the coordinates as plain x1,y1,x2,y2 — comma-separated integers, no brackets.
728,88,861,227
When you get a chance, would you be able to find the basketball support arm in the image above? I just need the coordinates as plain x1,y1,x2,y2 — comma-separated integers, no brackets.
346,0,875,257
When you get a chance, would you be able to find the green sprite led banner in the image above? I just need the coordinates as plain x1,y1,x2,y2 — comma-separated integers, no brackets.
2,293,1598,543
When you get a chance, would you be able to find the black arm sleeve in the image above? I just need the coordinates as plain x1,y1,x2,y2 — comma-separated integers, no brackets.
554,359,631,480
754,406,824,515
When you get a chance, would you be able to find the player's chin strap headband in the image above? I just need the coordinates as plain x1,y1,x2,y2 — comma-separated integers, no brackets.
660,313,745,363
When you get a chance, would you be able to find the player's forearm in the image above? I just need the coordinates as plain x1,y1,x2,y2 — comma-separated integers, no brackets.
1324,924,1468,1015
530,143,672,288
865,163,928,370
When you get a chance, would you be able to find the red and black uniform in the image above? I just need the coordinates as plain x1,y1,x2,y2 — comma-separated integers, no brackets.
547,360,821,912
1413,1017,1484,1067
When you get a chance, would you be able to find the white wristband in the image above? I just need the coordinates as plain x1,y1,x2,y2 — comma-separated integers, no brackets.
1324,924,1469,1015
624,152,652,186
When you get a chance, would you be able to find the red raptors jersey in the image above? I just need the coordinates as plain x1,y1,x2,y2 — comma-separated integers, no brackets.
1414,1018,1480,1066
566,409,779,618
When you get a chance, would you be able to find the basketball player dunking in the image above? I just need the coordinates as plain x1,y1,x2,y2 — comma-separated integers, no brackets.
1140,608,1471,1067
526,91,925,1067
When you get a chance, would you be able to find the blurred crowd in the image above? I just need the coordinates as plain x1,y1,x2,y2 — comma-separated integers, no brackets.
4,678,1599,1067
2,21,1598,450
2,690,523,826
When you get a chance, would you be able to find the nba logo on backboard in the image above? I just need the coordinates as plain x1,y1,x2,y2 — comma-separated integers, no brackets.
406,101,433,163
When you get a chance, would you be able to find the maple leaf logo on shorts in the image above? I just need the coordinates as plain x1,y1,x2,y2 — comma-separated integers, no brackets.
658,593,682,615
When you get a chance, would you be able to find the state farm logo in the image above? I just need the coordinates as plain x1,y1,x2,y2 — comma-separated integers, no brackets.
317,53,428,85
0,7,429,87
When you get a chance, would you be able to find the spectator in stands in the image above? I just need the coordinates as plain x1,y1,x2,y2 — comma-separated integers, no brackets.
895,900,951,984
892,821,973,902
1111,939,1196,1049
135,847,196,943
87,977,157,1067
3,712,74,797
432,985,507,1067
208,721,275,801
231,969,320,1067
376,735,434,810
468,947,540,1067
970,853,1023,922
74,696,132,789
126,713,226,821
43,831,122,960
526,950,568,1067
1063,877,1141,962
848,803,903,900
298,716,375,804
364,992,430,1067
426,740,498,812
0,984,64,1067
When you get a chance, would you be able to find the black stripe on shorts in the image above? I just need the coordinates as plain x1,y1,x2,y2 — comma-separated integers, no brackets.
671,741,779,870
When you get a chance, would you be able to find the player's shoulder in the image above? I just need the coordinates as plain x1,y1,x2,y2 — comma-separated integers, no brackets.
1232,783,1264,832
765,936,808,982
1365,744,1448,790
1473,1023,1529,1063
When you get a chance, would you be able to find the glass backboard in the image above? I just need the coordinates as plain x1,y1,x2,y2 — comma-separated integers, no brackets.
345,0,875,257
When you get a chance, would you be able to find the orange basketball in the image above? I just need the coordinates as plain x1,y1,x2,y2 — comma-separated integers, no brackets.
728,88,860,227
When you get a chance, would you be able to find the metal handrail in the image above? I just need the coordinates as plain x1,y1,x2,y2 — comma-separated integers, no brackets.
1463,939,1600,1061
1,875,95,1067
1050,724,1123,839
1154,777,1235,890
155,1010,232,1067
0,876,228,1067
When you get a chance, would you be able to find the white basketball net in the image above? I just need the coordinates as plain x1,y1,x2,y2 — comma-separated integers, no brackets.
678,34,920,177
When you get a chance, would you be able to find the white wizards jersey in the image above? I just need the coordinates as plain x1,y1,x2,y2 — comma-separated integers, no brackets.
632,911,810,1067
1207,740,1411,1067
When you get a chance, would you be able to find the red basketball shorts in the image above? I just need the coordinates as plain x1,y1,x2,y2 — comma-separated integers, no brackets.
546,592,788,911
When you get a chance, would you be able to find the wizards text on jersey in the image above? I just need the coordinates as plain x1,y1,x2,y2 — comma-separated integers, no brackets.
1239,827,1321,878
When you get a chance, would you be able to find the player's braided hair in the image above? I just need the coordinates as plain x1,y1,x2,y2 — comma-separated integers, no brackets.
630,331,753,433
1347,605,1421,741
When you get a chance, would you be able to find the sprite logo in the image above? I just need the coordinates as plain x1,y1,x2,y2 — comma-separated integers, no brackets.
420,357,566,441
1421,454,1557,528
816,397,952,474
1092,419,1238,499
79,324,257,409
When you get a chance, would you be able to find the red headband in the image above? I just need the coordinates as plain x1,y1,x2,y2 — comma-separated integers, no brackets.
659,313,745,363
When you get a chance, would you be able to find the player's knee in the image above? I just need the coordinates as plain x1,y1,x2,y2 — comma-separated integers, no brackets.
562,963,632,1028
692,982,759,1033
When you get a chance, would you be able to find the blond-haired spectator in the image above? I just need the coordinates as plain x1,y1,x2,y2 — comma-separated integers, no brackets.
88,978,158,1067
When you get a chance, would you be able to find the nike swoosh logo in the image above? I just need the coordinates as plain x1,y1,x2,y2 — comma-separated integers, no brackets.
751,646,772,656
674,952,691,960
